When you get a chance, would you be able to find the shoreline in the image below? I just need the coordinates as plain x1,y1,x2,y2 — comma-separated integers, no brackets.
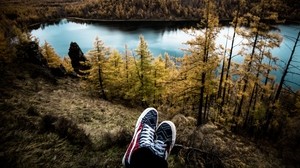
64,17,300,24
66,17,201,22
28,17,300,30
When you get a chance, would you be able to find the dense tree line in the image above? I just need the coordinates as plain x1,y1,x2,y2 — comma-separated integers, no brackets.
0,0,299,28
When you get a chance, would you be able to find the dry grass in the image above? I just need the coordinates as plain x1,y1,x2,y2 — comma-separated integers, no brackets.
0,63,141,167
171,115,285,168
0,62,285,168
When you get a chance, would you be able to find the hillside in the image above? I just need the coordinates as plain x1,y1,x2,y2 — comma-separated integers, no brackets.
0,60,286,167
0,62,141,167
1,0,300,166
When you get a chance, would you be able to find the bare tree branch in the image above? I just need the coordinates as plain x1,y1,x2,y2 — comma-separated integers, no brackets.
283,83,300,97
288,66,300,73
287,71,300,76
282,41,293,50
284,80,300,87
173,144,224,167
233,39,244,48
174,144,207,153
292,60,300,64
284,35,297,42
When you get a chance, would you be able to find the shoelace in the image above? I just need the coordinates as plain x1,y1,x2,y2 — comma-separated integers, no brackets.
139,124,155,147
153,139,167,158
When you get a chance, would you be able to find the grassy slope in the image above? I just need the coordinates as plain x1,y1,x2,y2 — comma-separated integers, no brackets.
0,62,285,168
0,63,141,167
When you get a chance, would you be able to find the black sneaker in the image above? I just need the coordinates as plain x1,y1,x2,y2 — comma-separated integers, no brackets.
152,121,176,160
122,107,158,167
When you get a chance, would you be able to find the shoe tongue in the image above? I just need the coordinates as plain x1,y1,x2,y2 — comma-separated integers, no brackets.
149,118,156,127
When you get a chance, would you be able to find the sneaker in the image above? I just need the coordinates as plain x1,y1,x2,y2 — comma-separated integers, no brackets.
152,121,176,160
122,107,158,167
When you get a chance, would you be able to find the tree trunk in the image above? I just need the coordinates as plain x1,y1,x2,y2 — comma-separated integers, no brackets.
198,72,206,126
244,48,264,127
236,31,259,117
218,28,229,99
197,0,210,126
221,2,240,109
261,58,272,100
98,66,107,100
264,31,300,133
204,94,209,122
244,83,257,128
125,45,129,84
274,31,300,100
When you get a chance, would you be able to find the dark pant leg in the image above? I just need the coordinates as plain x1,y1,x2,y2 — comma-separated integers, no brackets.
130,147,168,168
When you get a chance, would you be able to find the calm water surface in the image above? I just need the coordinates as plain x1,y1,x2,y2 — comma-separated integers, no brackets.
31,19,300,90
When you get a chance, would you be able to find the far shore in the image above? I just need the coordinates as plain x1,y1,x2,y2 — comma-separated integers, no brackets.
28,17,231,28
28,17,299,30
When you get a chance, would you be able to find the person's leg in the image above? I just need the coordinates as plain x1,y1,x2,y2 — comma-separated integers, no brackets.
122,107,158,168
130,147,168,168
130,121,176,168
122,108,176,168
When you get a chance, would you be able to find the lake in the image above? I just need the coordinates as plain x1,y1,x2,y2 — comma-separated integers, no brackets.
31,19,198,57
31,19,300,90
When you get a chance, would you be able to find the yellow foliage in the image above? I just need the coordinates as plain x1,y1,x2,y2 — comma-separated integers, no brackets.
41,41,63,68
62,57,74,73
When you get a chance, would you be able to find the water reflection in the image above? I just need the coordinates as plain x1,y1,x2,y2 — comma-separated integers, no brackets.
31,19,197,57
31,19,300,90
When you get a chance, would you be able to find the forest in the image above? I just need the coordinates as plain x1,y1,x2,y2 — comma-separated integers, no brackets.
0,0,299,25
1,0,300,167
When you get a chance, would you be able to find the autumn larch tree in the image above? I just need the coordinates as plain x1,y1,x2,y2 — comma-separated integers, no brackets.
131,35,154,106
232,0,282,131
41,41,63,68
219,0,246,112
105,49,125,99
86,37,109,100
184,0,220,126
264,30,300,133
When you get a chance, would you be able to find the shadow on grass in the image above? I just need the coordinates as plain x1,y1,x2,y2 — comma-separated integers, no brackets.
40,114,92,148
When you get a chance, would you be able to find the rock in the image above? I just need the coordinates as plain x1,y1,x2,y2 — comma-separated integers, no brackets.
17,41,48,66
27,106,40,116
68,71,79,78
172,114,199,144
50,64,67,77
200,121,218,134
172,114,191,126
214,130,224,136
15,41,59,82
68,42,90,75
